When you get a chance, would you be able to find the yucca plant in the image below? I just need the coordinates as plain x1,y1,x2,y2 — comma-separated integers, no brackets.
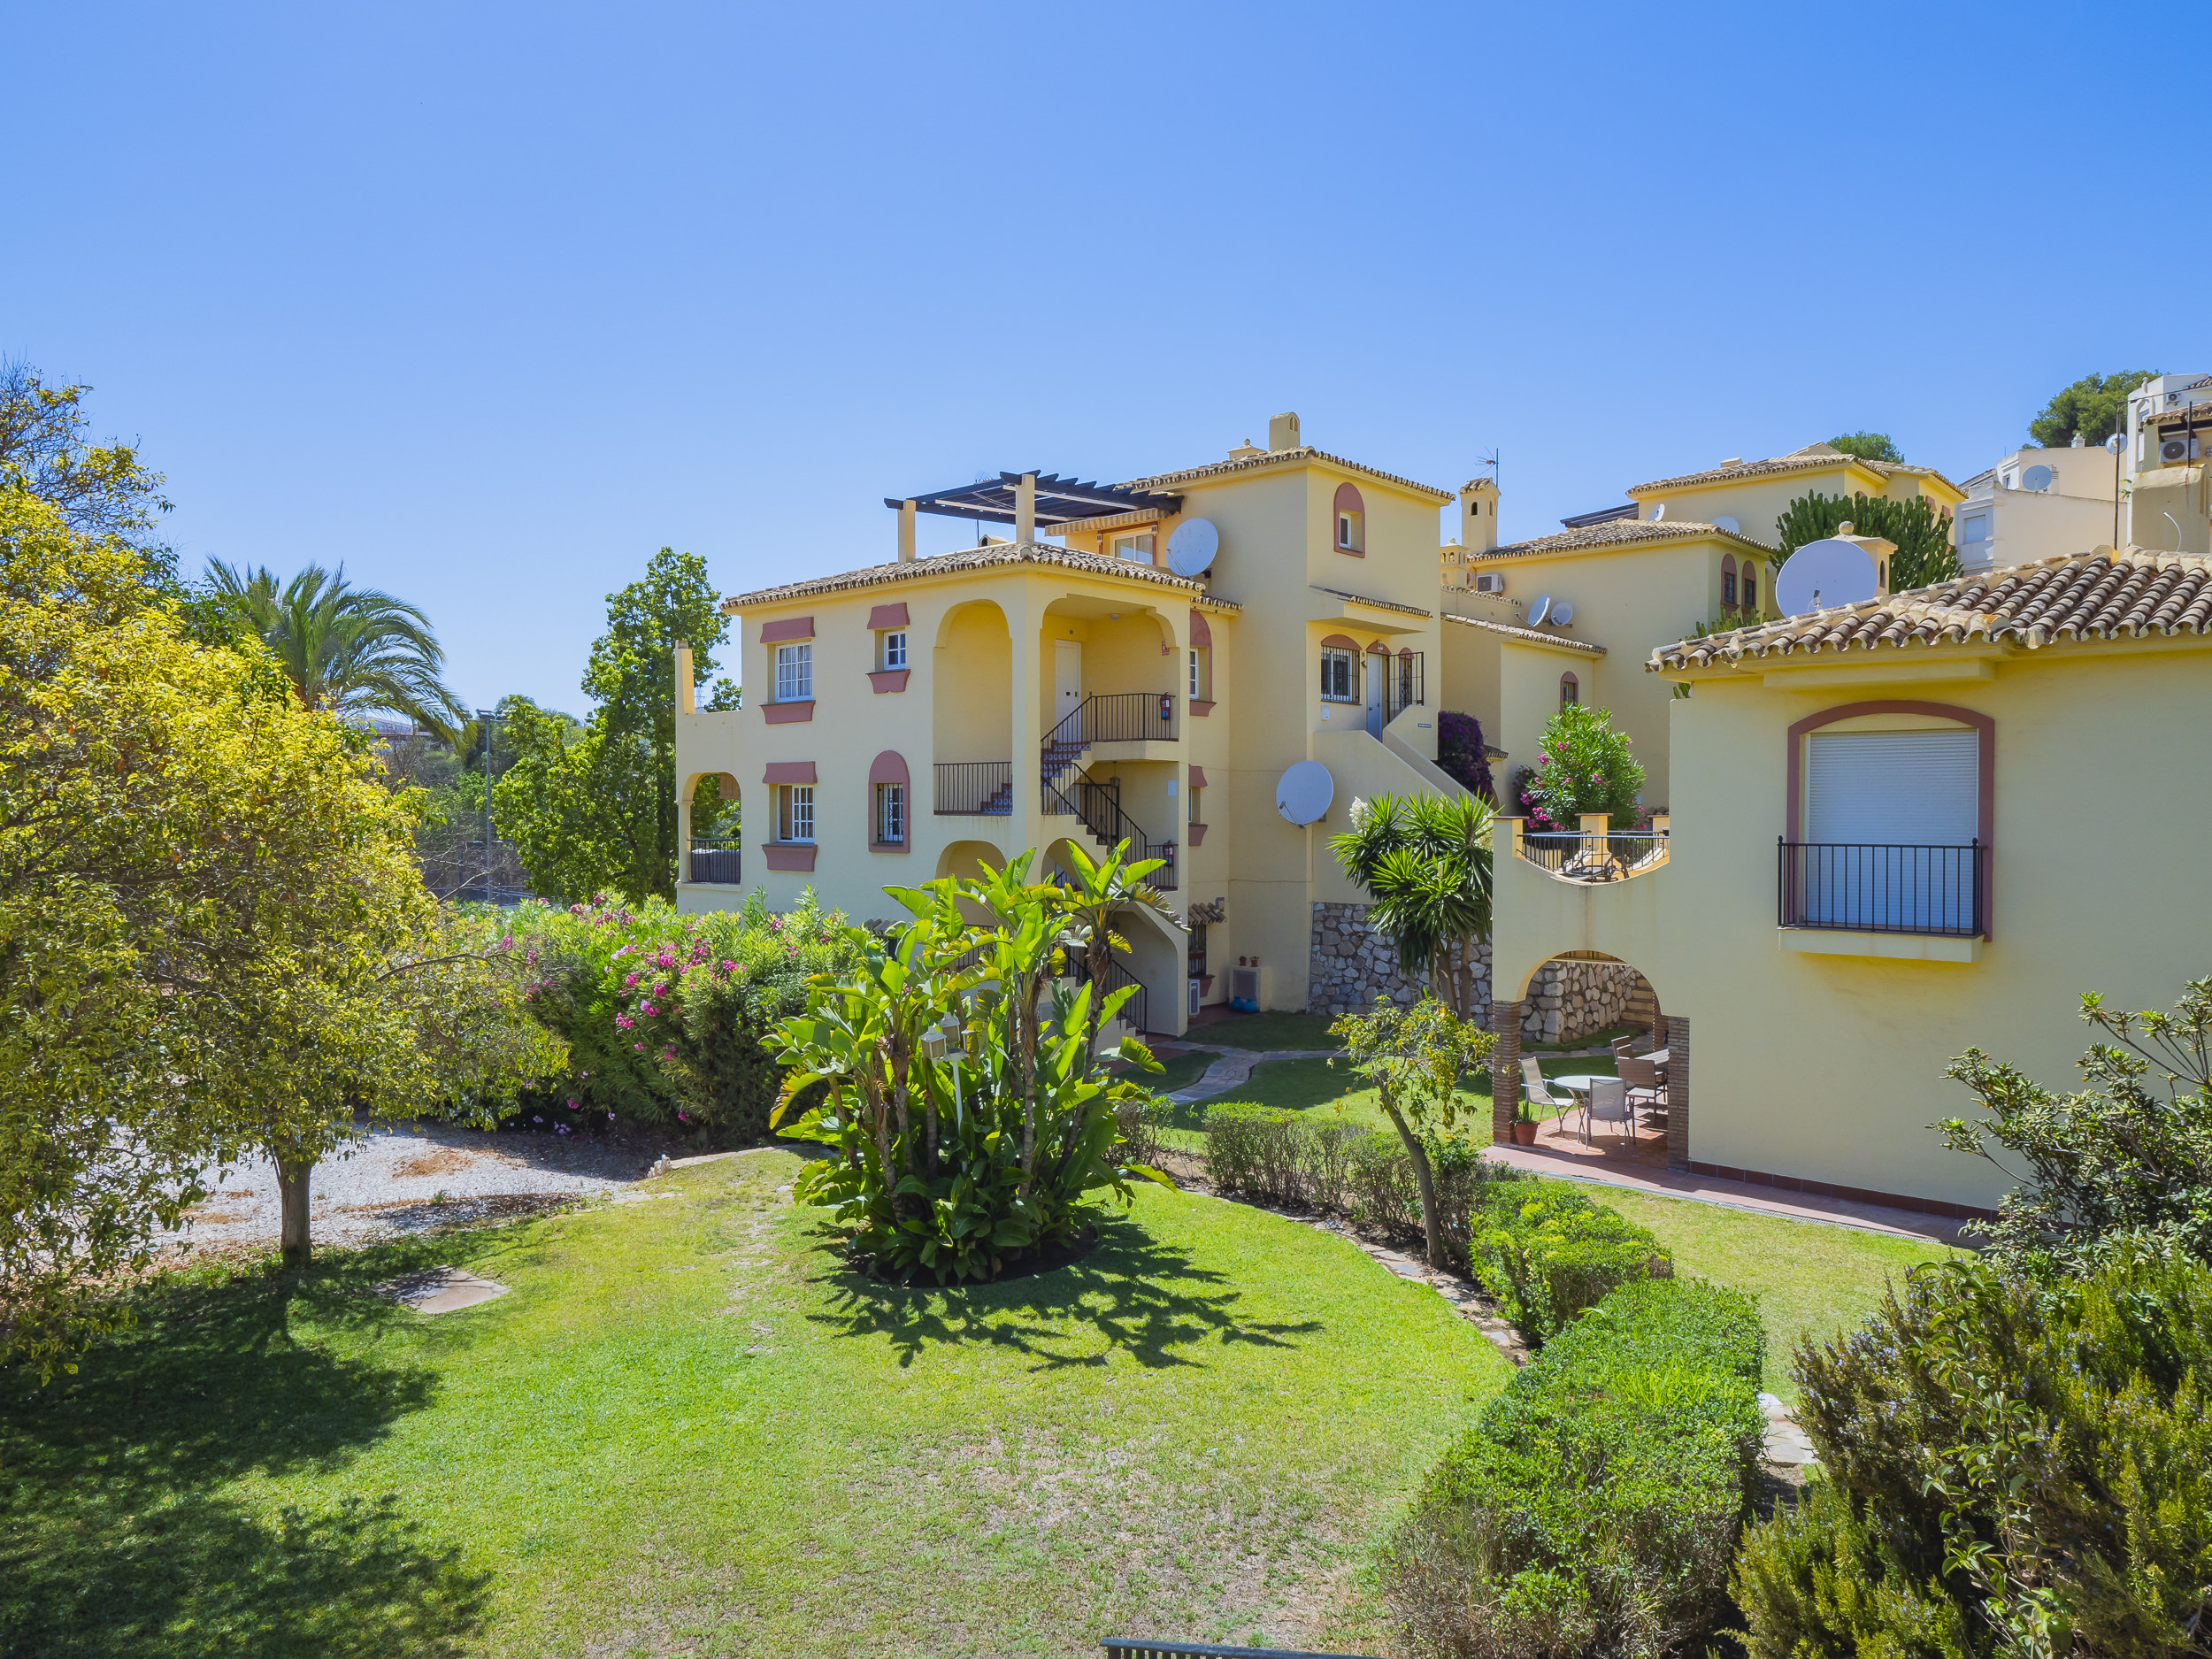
768,854,1168,1283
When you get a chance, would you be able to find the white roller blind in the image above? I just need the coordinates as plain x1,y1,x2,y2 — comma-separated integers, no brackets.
1805,730,1978,845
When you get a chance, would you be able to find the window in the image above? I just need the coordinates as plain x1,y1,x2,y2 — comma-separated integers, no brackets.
1333,482,1365,553
873,782,904,846
1110,532,1156,561
776,783,815,843
1559,672,1578,709
1961,511,1991,547
1337,511,1361,549
1722,554,1738,607
1188,781,1202,825
1320,648,1356,702
880,630,907,670
774,642,812,702
1795,728,1980,933
1187,923,1207,980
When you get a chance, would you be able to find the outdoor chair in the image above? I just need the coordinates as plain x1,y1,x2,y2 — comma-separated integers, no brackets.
1583,1077,1634,1147
1619,1054,1666,1118
1521,1056,1571,1131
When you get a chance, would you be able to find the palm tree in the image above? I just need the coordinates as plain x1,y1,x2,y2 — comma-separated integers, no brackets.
1331,793,1495,1020
1052,838,1177,1058
204,561,468,741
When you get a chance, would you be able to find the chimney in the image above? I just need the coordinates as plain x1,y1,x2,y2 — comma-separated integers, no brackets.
897,499,917,562
1461,477,1500,555
1014,472,1037,545
675,641,695,715
1268,411,1302,452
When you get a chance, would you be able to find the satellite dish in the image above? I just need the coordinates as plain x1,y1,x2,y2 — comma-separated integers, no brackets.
1549,598,1575,626
2022,464,2054,491
1712,514,1741,534
1275,760,1334,826
1164,518,1219,577
1529,595,1553,626
1774,537,1880,616
1648,503,1667,521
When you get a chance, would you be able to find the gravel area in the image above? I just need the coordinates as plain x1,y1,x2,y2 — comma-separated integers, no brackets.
164,1122,662,1254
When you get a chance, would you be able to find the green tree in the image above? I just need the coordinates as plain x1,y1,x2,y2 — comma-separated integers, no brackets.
1328,997,1494,1268
201,561,469,740
493,547,732,902
1516,704,1645,833
1331,793,1495,1020
2029,370,2155,449
1052,838,1176,1060
1825,431,1902,465
0,361,174,559
1774,491,1961,592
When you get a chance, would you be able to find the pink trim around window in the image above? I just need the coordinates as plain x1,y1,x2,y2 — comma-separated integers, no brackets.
1784,700,1995,940
866,602,910,630
762,844,817,872
1188,608,1212,649
866,669,910,693
763,700,813,724
1189,699,1214,717
763,761,816,785
1187,822,1207,846
867,750,910,786
1332,482,1365,557
759,616,815,643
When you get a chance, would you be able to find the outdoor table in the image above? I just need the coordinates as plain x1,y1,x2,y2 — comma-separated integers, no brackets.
1552,1072,1624,1140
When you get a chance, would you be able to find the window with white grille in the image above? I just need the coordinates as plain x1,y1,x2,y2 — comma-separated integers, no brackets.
874,782,903,845
880,631,906,671
1320,648,1356,702
774,643,812,702
777,784,815,842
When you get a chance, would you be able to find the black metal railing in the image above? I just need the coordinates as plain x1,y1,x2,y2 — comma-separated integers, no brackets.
933,761,1014,816
1072,952,1149,1039
1385,652,1425,724
687,839,741,884
1041,774,1178,891
1104,1640,1375,1659
1518,828,1668,882
1778,841,1984,937
1046,690,1179,750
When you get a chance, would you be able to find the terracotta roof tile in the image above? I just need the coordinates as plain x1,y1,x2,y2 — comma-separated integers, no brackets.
1648,547,2212,672
1473,518,1777,561
722,541,1241,614
1311,585,1431,618
1442,611,1607,656
1628,443,1961,498
1118,445,1455,503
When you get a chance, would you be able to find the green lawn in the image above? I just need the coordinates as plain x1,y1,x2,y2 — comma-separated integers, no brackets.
1184,1011,1341,1051
1598,1189,1959,1407
1143,1046,1222,1096
0,1152,1511,1657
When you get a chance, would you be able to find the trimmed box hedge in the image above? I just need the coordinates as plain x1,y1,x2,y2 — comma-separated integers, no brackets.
1383,1278,1766,1659
1470,1180,1673,1345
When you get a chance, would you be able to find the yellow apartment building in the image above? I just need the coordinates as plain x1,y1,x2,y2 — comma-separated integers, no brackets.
1486,545,2212,1216
1440,442,1964,813
672,414,1471,1034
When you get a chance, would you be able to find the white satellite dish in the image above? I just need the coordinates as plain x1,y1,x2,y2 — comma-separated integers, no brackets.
1712,514,1741,534
1275,760,1334,826
1648,503,1667,521
2022,464,2054,491
1164,518,1219,577
1774,537,1880,616
1549,598,1575,626
1528,595,1553,626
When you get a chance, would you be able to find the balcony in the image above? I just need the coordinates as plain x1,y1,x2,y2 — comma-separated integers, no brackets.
688,838,741,885
934,761,1014,817
1511,817,1670,885
1777,841,1984,939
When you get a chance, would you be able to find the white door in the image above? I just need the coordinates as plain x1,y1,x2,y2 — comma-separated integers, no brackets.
1363,651,1383,735
1802,730,1979,930
1054,640,1083,739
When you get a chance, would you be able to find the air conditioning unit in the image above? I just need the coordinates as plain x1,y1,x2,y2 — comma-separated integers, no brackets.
1187,977,1202,1017
1473,572,1507,594
1230,965,1268,1012
2160,436,2199,464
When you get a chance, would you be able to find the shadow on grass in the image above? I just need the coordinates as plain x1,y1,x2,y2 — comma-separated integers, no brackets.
806,1212,1322,1371
0,1248,492,1657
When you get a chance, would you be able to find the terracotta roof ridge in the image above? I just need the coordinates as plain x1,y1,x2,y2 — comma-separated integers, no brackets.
722,541,1241,613
1311,585,1432,618
1118,446,1455,502
1441,611,1607,655
1475,518,1778,561
1627,451,1962,498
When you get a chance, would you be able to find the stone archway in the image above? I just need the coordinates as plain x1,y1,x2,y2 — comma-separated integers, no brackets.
1489,949,1687,1171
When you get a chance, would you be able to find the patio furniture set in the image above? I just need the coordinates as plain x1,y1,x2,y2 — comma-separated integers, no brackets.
1521,1035,1671,1148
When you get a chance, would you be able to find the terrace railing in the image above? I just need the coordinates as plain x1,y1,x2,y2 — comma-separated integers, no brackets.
1778,840,1984,937
1047,690,1180,752
1041,773,1178,891
1517,827,1669,883
934,761,1014,817
687,838,741,885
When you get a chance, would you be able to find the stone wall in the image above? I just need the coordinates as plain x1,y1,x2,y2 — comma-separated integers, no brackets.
1309,904,1648,1046
1307,902,1491,1017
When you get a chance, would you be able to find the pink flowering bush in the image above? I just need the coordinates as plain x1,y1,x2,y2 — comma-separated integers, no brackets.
483,887,863,1139
1516,703,1647,833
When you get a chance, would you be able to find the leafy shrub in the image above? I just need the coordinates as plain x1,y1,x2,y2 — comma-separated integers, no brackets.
1436,710,1495,802
1203,1103,1517,1272
1515,704,1645,833
1773,489,1960,591
1471,1182,1673,1345
1383,1279,1764,1659
488,889,864,1138
1733,1254,2212,1658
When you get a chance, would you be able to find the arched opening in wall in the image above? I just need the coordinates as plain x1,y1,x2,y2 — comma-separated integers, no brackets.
932,601,1012,813
681,771,742,887
1559,671,1578,710
1489,949,1681,1170
935,839,1007,926
1722,553,1738,609
1040,835,1176,1039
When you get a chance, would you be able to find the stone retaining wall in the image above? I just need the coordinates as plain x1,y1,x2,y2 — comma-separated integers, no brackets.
1310,902,1647,1046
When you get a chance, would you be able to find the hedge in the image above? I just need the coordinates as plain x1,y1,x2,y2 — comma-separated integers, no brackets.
1471,1181,1673,1345
1202,1102,1519,1271
1382,1278,1766,1659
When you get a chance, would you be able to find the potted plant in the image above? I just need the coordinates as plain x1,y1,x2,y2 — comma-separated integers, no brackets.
1514,1095,1543,1145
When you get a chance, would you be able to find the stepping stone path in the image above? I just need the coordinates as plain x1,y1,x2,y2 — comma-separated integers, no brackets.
373,1266,509,1314
1159,1041,1816,1469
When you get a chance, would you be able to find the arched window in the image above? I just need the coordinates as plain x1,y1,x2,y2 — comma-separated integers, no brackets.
1333,483,1365,555
1560,672,1579,709
1741,563,1758,613
868,751,909,850
1722,554,1738,608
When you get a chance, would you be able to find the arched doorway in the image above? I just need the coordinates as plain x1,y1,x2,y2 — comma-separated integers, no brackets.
1488,949,1684,1171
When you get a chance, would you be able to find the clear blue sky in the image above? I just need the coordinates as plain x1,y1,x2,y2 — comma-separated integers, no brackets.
7,3,2189,713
